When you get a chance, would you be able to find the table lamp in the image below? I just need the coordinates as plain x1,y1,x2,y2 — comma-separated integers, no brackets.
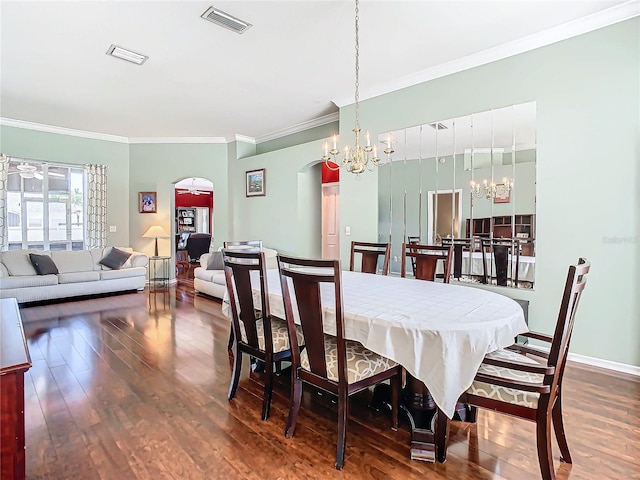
142,225,170,257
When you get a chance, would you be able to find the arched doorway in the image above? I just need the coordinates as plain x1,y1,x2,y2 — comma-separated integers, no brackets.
173,177,214,281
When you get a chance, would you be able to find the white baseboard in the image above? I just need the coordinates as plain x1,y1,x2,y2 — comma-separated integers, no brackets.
566,351,640,377
531,344,640,377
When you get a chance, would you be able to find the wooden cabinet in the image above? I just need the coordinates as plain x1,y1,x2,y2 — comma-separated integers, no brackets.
466,214,535,239
1,299,31,480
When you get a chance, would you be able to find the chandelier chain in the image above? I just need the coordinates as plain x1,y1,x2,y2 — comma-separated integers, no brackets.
354,0,360,130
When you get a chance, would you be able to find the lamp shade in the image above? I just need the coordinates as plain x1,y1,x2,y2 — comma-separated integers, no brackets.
142,225,170,238
142,225,170,257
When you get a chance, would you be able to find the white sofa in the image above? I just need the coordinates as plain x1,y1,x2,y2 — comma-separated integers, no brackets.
194,247,278,300
0,247,149,304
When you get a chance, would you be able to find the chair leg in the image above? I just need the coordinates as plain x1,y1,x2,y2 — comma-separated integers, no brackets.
467,405,478,423
552,392,572,463
335,390,349,470
285,377,302,438
390,374,400,431
227,347,242,401
536,409,555,480
261,355,274,421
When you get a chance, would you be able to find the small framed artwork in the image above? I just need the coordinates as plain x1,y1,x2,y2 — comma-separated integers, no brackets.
246,168,266,197
139,191,157,213
493,184,510,204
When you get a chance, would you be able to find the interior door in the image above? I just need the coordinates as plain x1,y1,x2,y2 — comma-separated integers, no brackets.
322,183,340,259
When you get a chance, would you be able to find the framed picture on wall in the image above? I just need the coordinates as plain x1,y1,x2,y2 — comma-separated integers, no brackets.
139,191,157,213
246,168,266,197
493,184,510,204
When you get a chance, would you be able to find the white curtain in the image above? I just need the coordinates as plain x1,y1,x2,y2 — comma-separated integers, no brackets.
86,164,108,248
0,154,8,250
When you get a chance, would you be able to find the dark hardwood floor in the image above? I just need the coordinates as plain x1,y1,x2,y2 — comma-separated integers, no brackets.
18,285,640,479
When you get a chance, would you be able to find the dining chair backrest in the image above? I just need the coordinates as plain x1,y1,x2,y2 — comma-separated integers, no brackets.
277,254,344,382
349,241,391,275
401,243,453,283
222,249,271,353
224,240,263,251
478,237,520,286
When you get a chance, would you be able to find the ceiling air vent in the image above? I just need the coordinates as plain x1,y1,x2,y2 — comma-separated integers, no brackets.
201,6,252,34
428,122,448,130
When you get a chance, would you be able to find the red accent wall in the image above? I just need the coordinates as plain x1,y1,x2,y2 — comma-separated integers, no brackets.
322,162,340,184
175,190,213,208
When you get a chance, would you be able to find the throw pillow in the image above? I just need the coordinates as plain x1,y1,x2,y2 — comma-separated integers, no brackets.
99,247,132,270
206,251,224,270
29,253,59,275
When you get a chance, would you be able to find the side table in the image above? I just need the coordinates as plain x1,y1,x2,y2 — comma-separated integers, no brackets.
148,256,171,291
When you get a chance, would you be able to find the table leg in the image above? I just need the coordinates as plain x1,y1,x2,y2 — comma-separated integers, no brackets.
403,374,438,462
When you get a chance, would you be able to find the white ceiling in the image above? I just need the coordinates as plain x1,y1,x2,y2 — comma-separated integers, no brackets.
0,1,634,142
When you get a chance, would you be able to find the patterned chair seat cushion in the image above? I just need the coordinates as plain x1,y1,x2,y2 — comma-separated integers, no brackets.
300,335,398,384
466,348,544,408
239,317,303,353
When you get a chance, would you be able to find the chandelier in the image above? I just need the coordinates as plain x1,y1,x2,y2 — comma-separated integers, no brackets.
470,177,513,199
322,0,393,175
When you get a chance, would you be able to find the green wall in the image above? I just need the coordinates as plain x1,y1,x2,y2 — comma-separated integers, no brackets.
333,18,639,367
0,126,131,246
128,143,229,263
228,139,324,257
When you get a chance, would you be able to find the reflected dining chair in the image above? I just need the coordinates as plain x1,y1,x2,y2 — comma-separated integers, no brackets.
442,258,590,480
277,254,402,470
401,243,453,283
349,241,391,275
223,248,293,421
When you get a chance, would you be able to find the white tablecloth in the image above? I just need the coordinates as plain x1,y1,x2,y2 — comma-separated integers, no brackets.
224,269,528,418
455,251,535,282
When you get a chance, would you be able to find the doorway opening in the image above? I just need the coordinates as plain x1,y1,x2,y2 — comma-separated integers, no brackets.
427,189,462,244
174,177,214,282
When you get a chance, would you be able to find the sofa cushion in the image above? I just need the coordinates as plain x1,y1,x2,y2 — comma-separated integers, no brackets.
29,253,59,275
51,250,94,273
0,274,58,289
1,250,39,276
0,263,8,278
206,251,224,270
57,271,101,284
194,267,226,285
100,267,146,280
99,247,131,270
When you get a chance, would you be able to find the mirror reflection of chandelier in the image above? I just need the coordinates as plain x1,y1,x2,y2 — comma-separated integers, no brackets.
322,0,392,176
470,177,513,199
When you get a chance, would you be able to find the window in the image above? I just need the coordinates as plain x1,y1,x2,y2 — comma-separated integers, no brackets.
7,159,86,251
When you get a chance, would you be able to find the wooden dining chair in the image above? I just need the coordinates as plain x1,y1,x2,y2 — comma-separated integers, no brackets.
277,254,402,470
223,248,293,421
407,235,420,276
401,243,453,283
349,241,391,275
440,258,590,480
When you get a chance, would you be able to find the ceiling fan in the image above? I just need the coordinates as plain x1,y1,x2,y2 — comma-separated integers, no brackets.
8,162,65,180
177,179,210,195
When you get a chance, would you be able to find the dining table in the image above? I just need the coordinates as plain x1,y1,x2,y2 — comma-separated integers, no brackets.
223,268,528,462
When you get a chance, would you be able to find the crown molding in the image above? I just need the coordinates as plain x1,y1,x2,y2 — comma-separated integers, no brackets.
234,134,256,144
256,112,339,144
333,1,640,107
128,137,226,144
0,117,129,143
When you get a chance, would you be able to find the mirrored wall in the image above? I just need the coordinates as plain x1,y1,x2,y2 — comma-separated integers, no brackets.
378,102,536,289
